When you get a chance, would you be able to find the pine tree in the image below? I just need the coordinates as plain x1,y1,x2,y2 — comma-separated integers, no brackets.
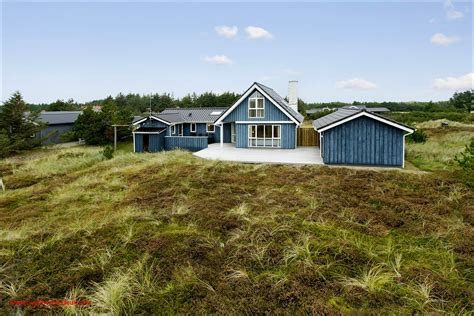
0,91,42,156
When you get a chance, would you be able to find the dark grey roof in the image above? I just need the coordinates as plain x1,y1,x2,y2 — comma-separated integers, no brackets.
313,109,358,130
132,116,143,123
159,107,228,123
254,82,305,123
38,111,82,125
341,105,390,113
313,109,413,131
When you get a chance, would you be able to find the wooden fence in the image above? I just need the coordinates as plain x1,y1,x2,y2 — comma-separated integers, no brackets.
297,128,319,147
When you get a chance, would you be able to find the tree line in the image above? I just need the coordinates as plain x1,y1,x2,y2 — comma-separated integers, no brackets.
0,89,471,158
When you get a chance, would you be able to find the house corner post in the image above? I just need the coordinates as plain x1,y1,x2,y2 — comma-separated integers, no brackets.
220,123,224,148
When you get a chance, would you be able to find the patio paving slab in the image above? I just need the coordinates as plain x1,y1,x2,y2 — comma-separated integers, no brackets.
194,143,324,165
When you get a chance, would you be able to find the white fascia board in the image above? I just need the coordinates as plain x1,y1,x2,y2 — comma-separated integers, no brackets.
215,83,300,125
235,121,294,124
132,115,171,126
317,111,414,133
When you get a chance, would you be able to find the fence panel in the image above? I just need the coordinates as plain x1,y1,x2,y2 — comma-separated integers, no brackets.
297,128,319,146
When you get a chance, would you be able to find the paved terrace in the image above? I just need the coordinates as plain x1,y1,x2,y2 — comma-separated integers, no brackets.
194,143,324,165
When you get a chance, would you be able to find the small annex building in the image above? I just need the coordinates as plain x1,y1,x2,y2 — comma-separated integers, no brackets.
313,109,414,167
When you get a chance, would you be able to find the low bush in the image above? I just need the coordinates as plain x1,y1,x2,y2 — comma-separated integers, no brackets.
407,129,428,144
101,145,114,160
455,138,474,186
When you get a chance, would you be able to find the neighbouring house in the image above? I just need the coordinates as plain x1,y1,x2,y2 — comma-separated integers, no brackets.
35,111,81,145
313,108,414,167
341,105,390,113
132,107,227,152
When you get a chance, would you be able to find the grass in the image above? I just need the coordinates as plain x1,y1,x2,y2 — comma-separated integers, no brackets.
406,126,473,172
0,134,473,314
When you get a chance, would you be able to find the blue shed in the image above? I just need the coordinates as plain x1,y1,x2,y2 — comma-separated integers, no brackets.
34,111,81,145
313,109,414,167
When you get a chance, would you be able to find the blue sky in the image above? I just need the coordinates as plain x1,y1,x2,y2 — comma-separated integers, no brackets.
2,1,472,104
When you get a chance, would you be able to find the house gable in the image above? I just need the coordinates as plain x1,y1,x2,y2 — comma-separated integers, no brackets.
222,88,293,123
215,83,301,125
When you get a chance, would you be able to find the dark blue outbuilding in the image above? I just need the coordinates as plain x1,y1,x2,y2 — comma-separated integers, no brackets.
313,109,414,167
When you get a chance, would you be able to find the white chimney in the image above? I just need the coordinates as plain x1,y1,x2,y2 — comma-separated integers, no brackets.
288,80,298,113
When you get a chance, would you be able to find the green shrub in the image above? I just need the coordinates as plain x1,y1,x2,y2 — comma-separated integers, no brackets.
407,129,428,144
102,145,114,160
455,138,474,186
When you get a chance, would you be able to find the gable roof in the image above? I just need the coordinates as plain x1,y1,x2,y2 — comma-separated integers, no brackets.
160,107,228,123
38,111,82,125
132,107,227,126
215,82,304,125
313,109,414,133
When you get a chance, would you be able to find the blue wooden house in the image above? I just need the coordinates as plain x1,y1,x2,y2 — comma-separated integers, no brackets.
132,107,227,152
133,82,304,152
313,108,414,167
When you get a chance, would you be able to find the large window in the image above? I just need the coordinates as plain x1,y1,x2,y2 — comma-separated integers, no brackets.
248,92,265,118
248,125,281,148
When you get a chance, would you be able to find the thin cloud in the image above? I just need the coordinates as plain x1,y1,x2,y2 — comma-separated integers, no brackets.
245,26,273,40
433,73,473,90
444,0,464,20
336,78,377,90
203,55,233,65
430,33,461,45
215,25,238,39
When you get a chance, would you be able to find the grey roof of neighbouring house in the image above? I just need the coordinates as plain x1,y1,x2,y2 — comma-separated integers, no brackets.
38,111,82,125
313,108,413,131
254,82,305,123
306,108,333,114
341,105,390,113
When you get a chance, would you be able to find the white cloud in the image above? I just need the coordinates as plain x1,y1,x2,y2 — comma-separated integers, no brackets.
336,78,377,90
203,55,233,65
444,0,464,19
245,26,273,40
214,25,238,39
433,73,474,90
430,33,461,45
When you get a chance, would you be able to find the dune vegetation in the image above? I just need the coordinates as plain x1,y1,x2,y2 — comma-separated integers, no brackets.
0,128,473,314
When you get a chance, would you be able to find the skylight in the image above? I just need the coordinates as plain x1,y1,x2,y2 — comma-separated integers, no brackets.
210,111,222,115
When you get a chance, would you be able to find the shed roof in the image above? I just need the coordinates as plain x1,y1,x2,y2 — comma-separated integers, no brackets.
341,105,390,112
313,109,414,133
38,111,82,125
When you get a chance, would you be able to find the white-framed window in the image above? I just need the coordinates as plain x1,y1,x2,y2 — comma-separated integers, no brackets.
190,123,196,133
248,125,281,148
171,125,176,134
248,91,265,118
207,123,215,133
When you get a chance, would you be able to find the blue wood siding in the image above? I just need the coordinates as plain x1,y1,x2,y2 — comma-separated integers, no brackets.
223,89,291,122
322,116,404,166
164,136,208,152
149,133,165,152
134,134,143,152
235,123,296,149
134,132,165,152
36,124,74,145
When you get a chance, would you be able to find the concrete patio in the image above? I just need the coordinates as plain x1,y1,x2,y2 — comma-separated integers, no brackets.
194,143,324,165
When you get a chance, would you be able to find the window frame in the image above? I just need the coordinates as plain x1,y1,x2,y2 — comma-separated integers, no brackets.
171,125,176,134
190,123,196,133
248,124,281,148
248,92,265,118
206,123,215,133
